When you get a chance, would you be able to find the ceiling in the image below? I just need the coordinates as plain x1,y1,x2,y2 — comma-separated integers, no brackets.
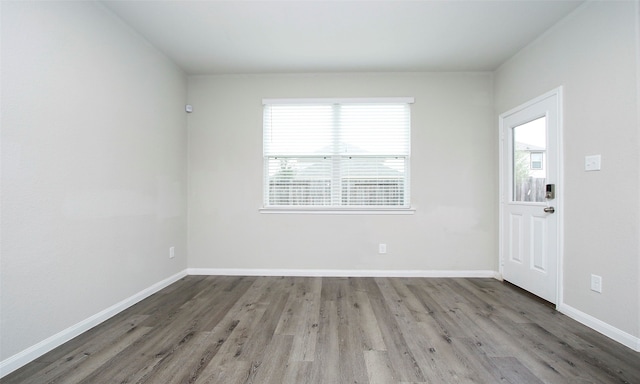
102,0,584,75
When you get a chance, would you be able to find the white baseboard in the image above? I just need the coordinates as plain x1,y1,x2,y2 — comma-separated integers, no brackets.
187,268,500,279
0,269,188,378
558,303,640,352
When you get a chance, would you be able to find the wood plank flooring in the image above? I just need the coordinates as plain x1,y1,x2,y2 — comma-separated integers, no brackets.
3,276,639,383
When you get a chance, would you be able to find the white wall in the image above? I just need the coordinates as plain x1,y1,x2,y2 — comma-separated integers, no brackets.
187,73,496,273
1,1,188,361
495,1,639,339
3,0,637,374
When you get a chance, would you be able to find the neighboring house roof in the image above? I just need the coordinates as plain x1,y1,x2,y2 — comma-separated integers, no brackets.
272,143,405,180
515,142,545,151
272,159,404,180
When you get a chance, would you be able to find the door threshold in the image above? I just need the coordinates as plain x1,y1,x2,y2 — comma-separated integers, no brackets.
503,280,555,309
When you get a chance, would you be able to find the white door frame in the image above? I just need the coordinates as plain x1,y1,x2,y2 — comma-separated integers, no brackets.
499,87,564,308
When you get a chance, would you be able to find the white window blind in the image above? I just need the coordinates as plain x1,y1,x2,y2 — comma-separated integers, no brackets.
263,98,412,209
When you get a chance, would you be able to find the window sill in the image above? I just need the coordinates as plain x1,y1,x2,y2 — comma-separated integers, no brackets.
259,207,416,215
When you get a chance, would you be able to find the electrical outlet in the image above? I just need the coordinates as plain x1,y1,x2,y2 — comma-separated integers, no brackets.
169,246,175,259
585,155,601,171
378,243,387,254
590,274,602,293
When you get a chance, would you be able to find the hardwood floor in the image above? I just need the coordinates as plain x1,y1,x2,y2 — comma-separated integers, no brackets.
3,276,639,383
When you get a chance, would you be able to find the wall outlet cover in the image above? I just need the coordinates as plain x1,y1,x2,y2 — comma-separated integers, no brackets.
585,155,601,171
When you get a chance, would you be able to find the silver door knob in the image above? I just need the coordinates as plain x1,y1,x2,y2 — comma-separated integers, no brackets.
543,207,555,213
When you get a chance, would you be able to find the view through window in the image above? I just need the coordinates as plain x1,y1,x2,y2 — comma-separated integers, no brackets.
513,116,546,202
263,99,412,209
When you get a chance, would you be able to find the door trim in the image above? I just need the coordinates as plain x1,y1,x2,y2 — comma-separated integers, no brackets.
498,87,564,308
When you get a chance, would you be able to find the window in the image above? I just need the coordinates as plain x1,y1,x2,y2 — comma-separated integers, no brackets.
530,152,543,170
263,98,413,211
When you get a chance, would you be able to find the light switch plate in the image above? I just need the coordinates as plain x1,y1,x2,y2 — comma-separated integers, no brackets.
590,274,602,293
585,155,601,171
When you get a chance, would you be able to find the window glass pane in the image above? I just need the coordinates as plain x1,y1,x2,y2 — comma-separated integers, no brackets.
266,157,331,206
340,104,410,155
513,117,546,202
264,105,333,156
341,157,406,206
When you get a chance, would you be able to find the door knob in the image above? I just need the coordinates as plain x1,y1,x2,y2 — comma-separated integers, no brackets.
543,207,555,213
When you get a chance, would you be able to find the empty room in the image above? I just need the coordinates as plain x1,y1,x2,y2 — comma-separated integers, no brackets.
1,0,639,383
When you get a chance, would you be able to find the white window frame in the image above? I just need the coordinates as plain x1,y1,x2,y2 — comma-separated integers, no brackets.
260,97,415,215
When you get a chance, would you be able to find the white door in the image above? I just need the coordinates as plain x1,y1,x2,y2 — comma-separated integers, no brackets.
500,89,562,304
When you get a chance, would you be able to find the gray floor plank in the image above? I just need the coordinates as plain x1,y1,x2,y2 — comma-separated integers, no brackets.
366,278,427,383
364,350,398,384
3,276,639,384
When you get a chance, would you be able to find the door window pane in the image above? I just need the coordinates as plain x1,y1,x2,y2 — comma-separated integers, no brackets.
513,117,546,202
